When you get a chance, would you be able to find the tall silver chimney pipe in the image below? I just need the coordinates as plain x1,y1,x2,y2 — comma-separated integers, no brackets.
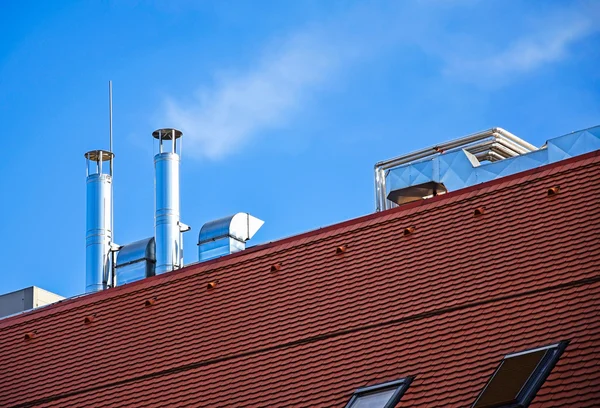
153,128,189,274
85,150,114,293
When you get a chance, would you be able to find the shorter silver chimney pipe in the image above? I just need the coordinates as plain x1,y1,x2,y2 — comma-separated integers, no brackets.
85,150,114,293
153,128,189,274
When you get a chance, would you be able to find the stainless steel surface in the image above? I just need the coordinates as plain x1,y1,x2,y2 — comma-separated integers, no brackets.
116,237,156,285
374,128,538,211
198,213,264,262
154,128,186,274
377,126,600,209
85,149,114,293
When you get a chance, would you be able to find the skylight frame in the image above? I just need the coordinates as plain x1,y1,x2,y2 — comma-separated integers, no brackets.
345,377,413,408
472,341,568,408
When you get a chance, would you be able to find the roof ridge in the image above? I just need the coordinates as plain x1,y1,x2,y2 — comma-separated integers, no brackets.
1,150,598,329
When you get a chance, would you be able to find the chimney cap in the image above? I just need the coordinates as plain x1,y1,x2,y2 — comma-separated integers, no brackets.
152,128,183,140
84,150,114,161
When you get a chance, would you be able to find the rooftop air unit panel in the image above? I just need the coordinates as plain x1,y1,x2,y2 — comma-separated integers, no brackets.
374,126,600,210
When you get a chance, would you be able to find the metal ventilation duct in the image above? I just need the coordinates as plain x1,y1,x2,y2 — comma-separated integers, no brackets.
85,150,115,293
115,237,156,285
153,128,190,274
198,213,264,262
375,126,600,210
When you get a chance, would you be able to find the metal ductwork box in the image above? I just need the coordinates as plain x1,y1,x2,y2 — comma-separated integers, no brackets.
0,287,65,319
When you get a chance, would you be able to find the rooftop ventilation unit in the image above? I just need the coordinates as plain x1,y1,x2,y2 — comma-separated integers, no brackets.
115,237,156,285
198,213,264,262
0,286,65,319
375,126,600,210
153,128,190,274
83,123,264,293
85,150,117,293
81,84,265,293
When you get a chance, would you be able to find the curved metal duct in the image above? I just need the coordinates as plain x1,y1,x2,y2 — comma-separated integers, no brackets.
115,237,156,286
198,213,264,262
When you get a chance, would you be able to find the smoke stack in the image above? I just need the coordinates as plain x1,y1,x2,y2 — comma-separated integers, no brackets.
153,128,189,274
85,150,114,292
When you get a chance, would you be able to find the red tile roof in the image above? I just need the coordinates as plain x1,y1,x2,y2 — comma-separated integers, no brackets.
1,150,599,408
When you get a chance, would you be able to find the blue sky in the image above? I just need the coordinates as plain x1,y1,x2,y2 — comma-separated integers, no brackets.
0,0,598,298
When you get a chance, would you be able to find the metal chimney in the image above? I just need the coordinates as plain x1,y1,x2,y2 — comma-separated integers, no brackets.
85,150,114,293
153,128,189,274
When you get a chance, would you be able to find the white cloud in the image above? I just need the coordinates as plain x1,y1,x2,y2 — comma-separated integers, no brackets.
441,5,599,85
164,28,360,161
486,22,591,72
162,1,600,160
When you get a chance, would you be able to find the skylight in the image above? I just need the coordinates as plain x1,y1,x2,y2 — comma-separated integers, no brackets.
473,342,568,408
345,378,412,408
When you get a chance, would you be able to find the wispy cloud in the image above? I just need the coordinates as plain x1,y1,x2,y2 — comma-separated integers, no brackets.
441,4,599,85
162,1,600,160
165,26,362,160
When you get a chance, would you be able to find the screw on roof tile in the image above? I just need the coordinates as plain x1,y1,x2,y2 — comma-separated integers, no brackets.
270,263,282,272
24,332,36,341
84,315,96,324
473,207,486,217
335,245,347,254
207,281,218,290
145,297,157,307
547,186,561,197
403,226,416,236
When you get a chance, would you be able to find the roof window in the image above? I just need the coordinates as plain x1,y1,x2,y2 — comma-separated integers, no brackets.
473,341,567,408
345,378,412,408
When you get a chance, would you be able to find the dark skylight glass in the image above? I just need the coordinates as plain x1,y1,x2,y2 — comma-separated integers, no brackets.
349,388,396,408
345,378,412,408
473,342,567,408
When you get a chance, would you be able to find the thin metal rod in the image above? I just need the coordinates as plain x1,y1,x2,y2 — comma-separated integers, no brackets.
108,81,115,289
109,80,113,175
109,81,113,152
